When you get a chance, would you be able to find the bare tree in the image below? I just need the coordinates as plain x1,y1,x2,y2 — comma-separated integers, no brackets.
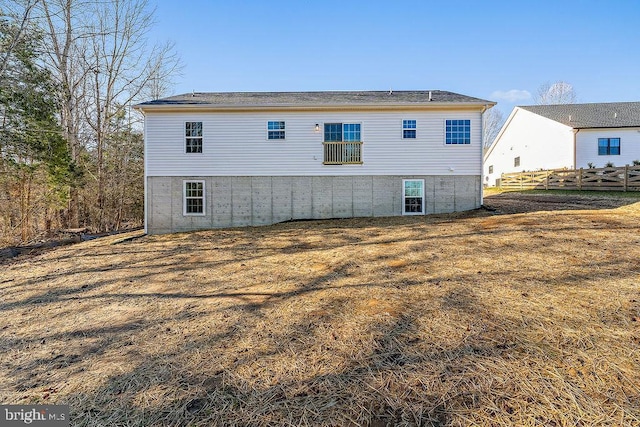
83,0,179,229
38,0,93,228
0,0,40,76
0,0,176,242
141,52,182,102
482,108,504,151
535,81,577,105
37,0,179,230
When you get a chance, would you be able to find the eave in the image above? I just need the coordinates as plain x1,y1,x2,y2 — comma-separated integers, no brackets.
134,102,496,114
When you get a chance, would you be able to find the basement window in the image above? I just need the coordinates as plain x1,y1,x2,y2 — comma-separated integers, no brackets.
184,180,205,215
402,179,425,215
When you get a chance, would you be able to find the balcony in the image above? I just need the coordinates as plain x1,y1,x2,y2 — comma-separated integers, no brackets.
323,141,363,165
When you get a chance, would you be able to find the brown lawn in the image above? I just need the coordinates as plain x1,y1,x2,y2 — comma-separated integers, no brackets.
1,193,640,426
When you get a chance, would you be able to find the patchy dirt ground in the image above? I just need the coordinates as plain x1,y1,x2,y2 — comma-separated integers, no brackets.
1,192,640,426
483,190,640,214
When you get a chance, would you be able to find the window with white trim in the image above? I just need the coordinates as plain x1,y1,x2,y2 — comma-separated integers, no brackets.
402,179,425,215
445,119,471,144
514,156,520,167
184,180,205,215
403,120,416,139
324,123,361,142
267,121,285,140
185,122,203,153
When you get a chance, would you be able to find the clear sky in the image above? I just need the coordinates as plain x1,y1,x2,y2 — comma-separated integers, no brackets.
148,0,640,117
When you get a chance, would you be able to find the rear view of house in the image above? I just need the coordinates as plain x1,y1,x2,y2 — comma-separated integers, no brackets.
484,102,640,186
135,90,495,234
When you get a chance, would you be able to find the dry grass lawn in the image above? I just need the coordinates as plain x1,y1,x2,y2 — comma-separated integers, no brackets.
1,193,640,426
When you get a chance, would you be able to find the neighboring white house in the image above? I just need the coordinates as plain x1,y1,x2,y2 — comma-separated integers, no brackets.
484,102,640,186
135,90,495,234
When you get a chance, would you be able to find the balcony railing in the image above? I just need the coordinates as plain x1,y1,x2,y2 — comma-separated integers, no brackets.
323,141,363,165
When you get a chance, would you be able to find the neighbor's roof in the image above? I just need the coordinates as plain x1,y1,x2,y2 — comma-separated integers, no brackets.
520,102,640,129
135,90,495,110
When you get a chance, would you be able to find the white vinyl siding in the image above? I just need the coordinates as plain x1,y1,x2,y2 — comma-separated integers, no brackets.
576,128,640,168
145,110,483,177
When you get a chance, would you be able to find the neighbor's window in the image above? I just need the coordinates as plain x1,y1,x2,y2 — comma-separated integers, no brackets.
403,120,416,139
184,181,205,215
185,122,203,153
598,138,620,155
488,165,494,174
402,179,425,215
514,156,520,167
267,121,285,140
445,119,471,144
323,123,362,164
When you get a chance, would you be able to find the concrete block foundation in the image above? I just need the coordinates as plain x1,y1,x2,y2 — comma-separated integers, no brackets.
146,175,481,234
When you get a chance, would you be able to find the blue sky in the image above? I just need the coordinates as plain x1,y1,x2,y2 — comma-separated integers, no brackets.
148,0,640,116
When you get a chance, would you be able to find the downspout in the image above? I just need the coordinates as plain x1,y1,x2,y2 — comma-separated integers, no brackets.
142,110,148,234
572,129,579,168
479,104,490,206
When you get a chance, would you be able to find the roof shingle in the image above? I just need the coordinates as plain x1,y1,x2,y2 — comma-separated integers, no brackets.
137,90,494,108
520,102,640,129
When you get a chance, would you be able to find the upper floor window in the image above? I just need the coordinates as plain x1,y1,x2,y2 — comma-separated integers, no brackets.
323,123,362,164
445,119,471,145
267,121,285,140
324,123,361,142
598,138,620,155
185,122,203,153
342,123,361,142
403,120,416,139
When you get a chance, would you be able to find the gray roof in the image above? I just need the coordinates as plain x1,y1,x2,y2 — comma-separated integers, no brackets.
520,102,640,129
136,90,494,108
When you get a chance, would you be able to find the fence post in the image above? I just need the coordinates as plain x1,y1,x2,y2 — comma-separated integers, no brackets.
624,164,629,192
578,168,583,190
545,171,549,190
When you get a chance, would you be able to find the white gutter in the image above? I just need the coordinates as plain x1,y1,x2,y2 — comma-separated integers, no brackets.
133,102,496,113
